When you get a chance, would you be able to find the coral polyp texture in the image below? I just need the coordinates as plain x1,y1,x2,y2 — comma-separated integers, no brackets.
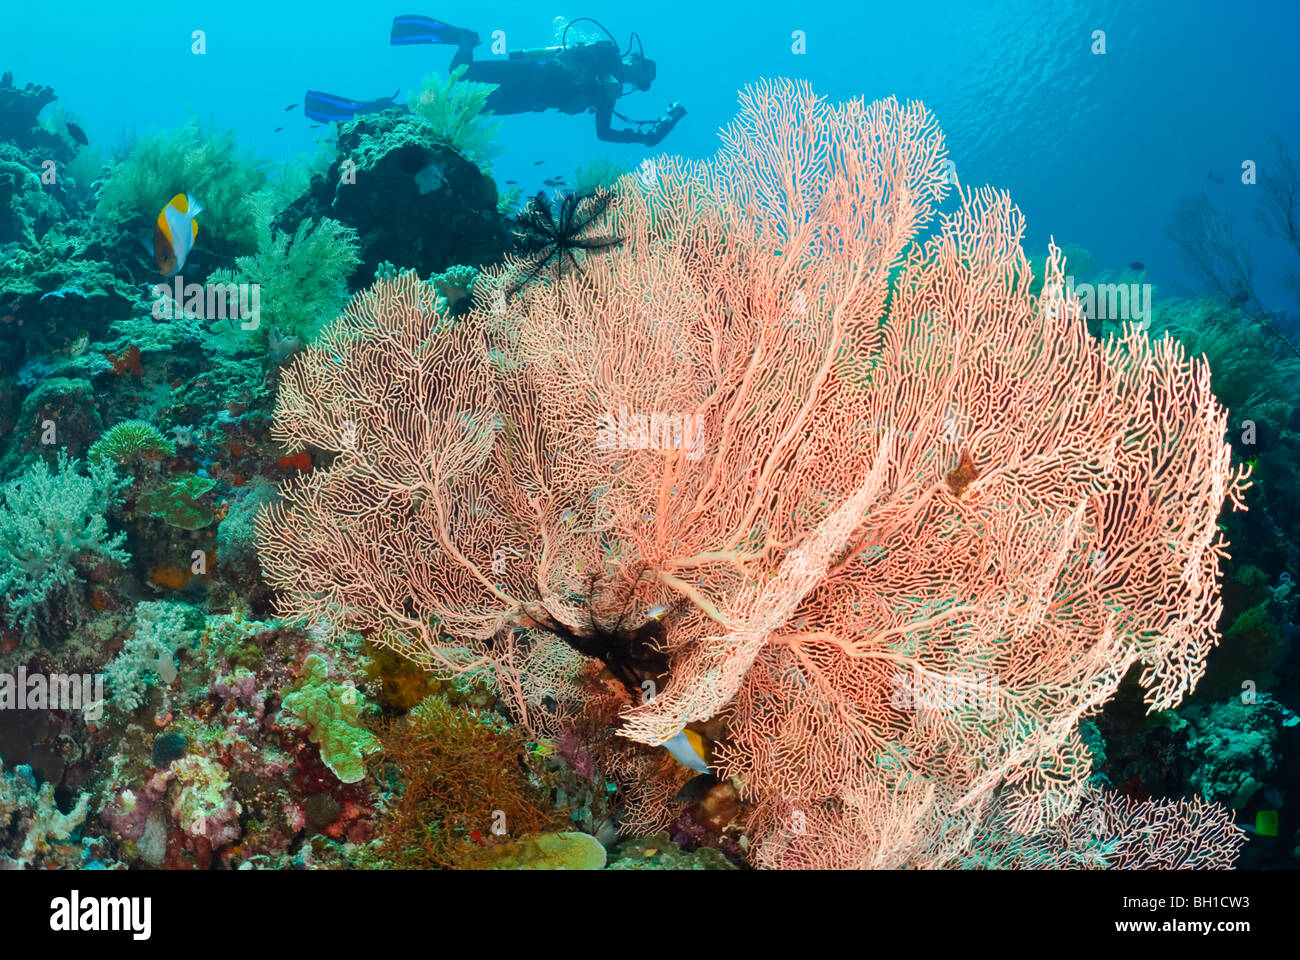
256,80,1249,869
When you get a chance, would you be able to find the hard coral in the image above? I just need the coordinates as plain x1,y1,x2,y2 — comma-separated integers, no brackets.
0,760,92,868
274,109,506,281
88,419,176,468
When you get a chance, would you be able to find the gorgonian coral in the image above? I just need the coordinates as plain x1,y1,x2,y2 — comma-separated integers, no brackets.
258,80,1249,868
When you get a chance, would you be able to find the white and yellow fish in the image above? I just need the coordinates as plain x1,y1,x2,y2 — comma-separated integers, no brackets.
153,193,203,276
663,728,710,775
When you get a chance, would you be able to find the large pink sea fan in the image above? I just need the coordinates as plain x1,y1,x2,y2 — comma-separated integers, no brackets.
257,79,1249,868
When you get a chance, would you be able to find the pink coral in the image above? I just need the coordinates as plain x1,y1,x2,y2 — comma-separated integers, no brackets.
258,79,1249,868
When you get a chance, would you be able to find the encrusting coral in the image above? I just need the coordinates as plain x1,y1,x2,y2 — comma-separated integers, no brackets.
278,654,379,785
0,760,92,868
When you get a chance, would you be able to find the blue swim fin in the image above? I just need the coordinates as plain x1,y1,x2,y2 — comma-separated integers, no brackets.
303,90,367,124
391,14,479,47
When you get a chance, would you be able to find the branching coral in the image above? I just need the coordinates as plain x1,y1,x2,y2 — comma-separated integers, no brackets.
1257,135,1300,258
1167,194,1259,309
1167,150,1300,356
103,601,202,714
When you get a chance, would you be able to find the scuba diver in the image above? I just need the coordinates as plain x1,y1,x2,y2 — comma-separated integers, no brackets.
305,15,685,146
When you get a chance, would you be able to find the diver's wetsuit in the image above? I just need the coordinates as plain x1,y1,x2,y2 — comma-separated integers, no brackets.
306,16,684,147
451,39,681,146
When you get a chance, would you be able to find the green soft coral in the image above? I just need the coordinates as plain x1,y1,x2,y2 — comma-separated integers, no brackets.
95,118,268,256
407,65,501,169
210,191,360,348
0,451,130,634
1140,297,1300,426
279,654,378,784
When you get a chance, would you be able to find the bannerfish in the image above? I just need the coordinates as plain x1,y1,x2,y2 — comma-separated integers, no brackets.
66,122,88,146
662,728,710,775
153,193,203,277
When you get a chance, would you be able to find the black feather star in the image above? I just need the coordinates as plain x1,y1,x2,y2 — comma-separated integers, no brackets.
506,188,622,296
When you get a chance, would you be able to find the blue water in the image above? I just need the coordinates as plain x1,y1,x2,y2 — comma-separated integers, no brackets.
4,0,1298,308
